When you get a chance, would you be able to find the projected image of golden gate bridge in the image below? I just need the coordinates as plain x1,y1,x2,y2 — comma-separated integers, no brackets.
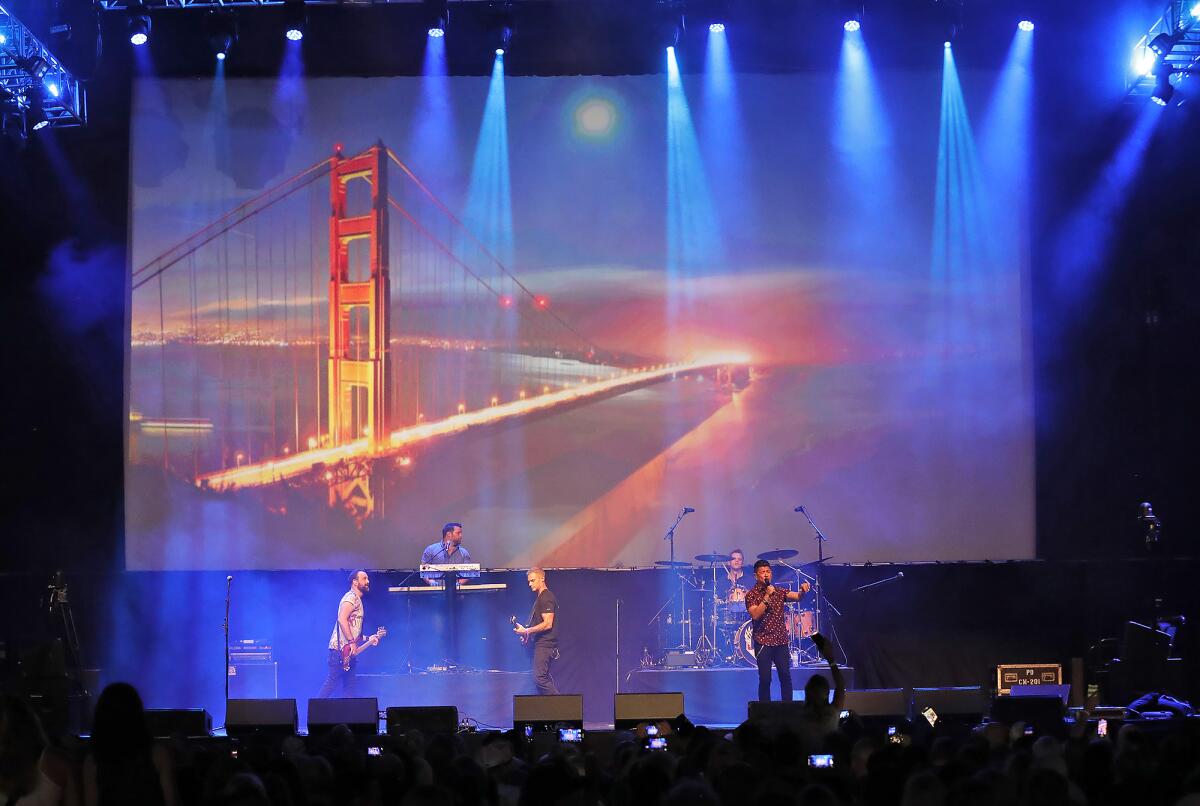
130,142,750,530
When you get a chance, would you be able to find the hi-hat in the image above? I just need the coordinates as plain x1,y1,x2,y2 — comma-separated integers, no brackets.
757,548,799,561
654,560,693,567
695,552,732,563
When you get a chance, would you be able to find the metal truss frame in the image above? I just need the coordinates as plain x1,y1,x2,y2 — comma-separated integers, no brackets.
1129,0,1199,99
0,2,86,132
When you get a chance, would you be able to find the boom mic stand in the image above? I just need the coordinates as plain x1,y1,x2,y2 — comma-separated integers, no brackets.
794,505,847,665
662,508,693,650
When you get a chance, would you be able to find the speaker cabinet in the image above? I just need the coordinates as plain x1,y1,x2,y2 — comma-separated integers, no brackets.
912,687,987,716
513,694,583,732
614,692,685,730
385,706,459,736
307,697,379,736
225,698,297,739
747,700,808,724
145,708,212,738
844,689,909,718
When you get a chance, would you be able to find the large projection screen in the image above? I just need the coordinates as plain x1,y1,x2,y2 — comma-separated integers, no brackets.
126,71,1034,570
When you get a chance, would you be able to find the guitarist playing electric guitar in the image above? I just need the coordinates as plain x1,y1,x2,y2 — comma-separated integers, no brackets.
511,567,560,695
318,570,385,698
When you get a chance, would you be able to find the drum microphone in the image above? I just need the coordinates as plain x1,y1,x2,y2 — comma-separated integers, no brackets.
793,505,805,513
682,507,695,514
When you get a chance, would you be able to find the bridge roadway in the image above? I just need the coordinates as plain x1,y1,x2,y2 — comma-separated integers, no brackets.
195,354,749,492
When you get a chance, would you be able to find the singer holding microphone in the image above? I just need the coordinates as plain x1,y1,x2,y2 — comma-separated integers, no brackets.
745,559,811,701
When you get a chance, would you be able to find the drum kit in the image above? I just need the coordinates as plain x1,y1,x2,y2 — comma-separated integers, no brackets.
648,548,828,668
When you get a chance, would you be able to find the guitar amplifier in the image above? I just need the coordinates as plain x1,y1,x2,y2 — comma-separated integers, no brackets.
996,663,1062,696
228,662,278,699
662,651,699,669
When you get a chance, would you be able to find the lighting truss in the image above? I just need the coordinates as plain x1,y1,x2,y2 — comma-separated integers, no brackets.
0,2,86,131
1129,0,1199,101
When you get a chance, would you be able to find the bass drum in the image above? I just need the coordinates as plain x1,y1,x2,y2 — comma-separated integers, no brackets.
733,620,758,667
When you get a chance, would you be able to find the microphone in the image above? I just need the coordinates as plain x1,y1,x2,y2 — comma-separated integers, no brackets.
793,505,805,513
682,507,695,514
897,571,904,579
227,575,233,583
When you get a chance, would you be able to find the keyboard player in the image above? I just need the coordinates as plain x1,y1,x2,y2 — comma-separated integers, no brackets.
421,522,478,585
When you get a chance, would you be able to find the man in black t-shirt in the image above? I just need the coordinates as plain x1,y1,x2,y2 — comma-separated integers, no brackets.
513,567,560,695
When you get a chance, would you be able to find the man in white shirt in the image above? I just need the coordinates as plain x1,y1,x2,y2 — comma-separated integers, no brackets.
317,570,376,698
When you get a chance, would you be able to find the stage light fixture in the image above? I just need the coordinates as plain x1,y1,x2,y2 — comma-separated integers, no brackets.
709,22,725,33
1148,32,1179,58
46,81,60,98
844,19,860,32
944,40,952,48
1192,2,1200,20
1150,70,1174,106
207,12,237,62
1018,20,1034,32
27,92,48,132
487,2,513,57
16,54,51,82
283,0,305,42
425,0,448,38
128,3,150,45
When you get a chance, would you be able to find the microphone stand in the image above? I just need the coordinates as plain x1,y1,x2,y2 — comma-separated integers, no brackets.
795,506,847,665
224,576,232,704
662,508,691,650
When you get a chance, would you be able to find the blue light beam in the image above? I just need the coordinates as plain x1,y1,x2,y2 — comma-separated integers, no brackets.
832,26,896,257
666,44,724,348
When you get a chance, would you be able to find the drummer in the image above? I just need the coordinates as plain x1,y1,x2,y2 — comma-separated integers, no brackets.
725,549,751,601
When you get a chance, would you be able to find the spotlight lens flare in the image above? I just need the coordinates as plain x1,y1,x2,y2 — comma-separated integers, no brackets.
944,41,952,48
46,82,60,98
1192,2,1200,19
709,22,725,33
844,19,861,32
428,27,445,38
216,51,226,61
130,32,148,46
495,47,504,56
1132,46,1157,77
1018,20,1034,32
285,28,303,41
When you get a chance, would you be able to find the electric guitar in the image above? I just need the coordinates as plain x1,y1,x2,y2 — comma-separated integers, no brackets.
341,627,387,671
510,615,529,645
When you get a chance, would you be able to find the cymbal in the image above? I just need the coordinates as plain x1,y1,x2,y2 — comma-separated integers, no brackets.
757,548,799,561
654,560,693,567
694,552,733,563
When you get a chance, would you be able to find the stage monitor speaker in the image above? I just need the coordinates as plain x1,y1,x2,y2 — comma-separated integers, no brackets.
514,694,583,732
912,687,987,717
385,706,458,737
844,689,909,718
145,708,212,738
747,700,808,725
307,697,379,736
225,698,297,739
990,694,1067,739
614,692,684,730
